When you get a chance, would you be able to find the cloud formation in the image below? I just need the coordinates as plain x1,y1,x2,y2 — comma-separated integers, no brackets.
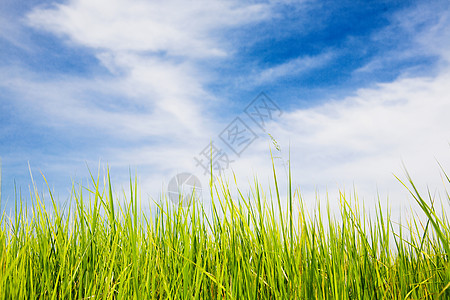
27,0,271,57
0,0,449,220
206,2,450,217
19,0,274,142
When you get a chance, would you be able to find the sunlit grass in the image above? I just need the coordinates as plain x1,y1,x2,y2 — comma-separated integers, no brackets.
0,158,449,299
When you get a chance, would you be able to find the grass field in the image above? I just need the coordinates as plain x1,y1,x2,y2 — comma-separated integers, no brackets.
0,158,449,299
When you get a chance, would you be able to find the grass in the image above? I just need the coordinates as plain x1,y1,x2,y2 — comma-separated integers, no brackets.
0,158,449,299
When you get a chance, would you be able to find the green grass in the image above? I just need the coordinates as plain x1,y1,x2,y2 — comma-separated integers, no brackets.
0,159,449,299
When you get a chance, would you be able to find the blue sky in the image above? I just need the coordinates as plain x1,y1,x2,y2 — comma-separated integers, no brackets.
1,0,450,215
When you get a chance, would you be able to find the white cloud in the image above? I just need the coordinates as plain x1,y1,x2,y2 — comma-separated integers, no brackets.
1,0,275,207
26,0,271,58
0,10,33,51
356,1,450,75
0,66,213,141
14,0,275,142
224,69,450,218
253,51,335,85
2,0,450,221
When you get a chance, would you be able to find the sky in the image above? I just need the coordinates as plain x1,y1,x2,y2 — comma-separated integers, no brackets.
1,0,450,217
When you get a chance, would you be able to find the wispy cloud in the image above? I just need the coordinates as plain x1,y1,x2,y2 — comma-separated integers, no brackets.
253,51,335,85
211,2,450,214
226,68,450,216
26,0,271,58
14,0,276,141
1,0,449,218
354,1,450,76
0,0,277,203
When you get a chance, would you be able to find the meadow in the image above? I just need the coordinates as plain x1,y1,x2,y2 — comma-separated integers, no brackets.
0,158,449,299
